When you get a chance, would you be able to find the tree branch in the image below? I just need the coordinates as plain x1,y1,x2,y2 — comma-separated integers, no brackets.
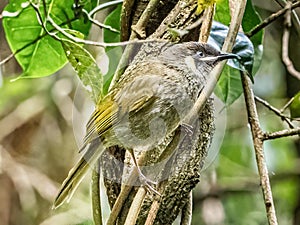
246,1,300,38
199,4,215,43
282,1,300,80
92,163,103,225
264,127,300,140
241,72,278,225
124,188,147,225
254,96,294,128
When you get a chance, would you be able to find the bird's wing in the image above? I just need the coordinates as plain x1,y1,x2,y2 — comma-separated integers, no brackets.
82,75,160,148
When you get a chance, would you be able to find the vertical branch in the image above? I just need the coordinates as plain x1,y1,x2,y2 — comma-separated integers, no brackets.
282,1,300,80
241,73,278,225
92,162,103,225
199,4,215,43
124,188,147,225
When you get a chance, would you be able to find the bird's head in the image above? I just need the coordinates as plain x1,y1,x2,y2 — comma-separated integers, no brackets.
159,42,239,75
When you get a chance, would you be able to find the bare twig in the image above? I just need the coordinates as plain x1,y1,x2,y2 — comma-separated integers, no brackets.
120,0,135,41
199,4,215,42
254,96,294,128
124,188,147,225
106,154,145,225
180,191,193,225
272,0,300,36
241,72,278,225
264,127,300,140
92,163,102,225
47,16,160,48
280,96,294,113
89,0,124,17
82,9,120,33
282,2,300,80
245,1,300,38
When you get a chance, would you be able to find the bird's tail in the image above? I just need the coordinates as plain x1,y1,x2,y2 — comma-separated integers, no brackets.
53,139,103,208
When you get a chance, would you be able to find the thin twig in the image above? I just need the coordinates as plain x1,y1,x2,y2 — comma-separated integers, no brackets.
280,97,294,113
264,127,300,140
89,0,124,17
120,0,135,41
272,0,300,36
124,188,147,225
92,162,103,225
199,4,215,42
245,1,300,38
82,9,120,33
180,191,193,225
282,2,300,80
106,153,146,225
254,96,294,128
241,72,278,225
47,16,161,48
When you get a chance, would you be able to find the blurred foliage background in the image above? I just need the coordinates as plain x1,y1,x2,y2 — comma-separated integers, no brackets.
0,0,300,225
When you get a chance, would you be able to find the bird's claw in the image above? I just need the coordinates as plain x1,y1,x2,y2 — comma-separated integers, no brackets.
138,172,161,196
181,123,194,136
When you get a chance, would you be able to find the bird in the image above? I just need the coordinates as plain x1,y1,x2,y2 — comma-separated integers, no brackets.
53,41,238,208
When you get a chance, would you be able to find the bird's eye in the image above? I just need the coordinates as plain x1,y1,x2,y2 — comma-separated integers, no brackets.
196,51,204,57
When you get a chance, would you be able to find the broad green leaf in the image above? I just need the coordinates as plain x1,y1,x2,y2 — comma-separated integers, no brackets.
103,4,122,94
213,0,264,105
290,92,300,118
62,40,103,103
242,0,263,47
2,0,96,78
214,65,243,104
208,21,254,104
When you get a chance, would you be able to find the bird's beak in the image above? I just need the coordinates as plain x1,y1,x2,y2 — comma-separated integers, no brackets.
217,52,241,61
199,53,241,62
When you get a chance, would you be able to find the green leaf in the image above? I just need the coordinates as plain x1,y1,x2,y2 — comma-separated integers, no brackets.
290,92,300,119
214,65,243,105
214,0,230,26
103,4,122,94
62,39,103,103
212,0,264,105
242,0,264,75
208,21,254,104
2,0,96,78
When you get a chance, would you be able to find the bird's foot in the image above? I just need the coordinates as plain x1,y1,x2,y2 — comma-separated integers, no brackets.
181,123,194,136
137,169,161,196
